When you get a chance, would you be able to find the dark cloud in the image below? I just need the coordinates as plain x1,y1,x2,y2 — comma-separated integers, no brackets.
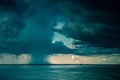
18,0,59,49
50,41,73,53
0,0,32,17
0,0,120,64
0,0,32,53
53,0,120,48
73,47,120,55
0,0,58,53
0,0,59,63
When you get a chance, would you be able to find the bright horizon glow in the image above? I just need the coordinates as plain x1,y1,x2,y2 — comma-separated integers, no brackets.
47,54,120,64
0,53,31,64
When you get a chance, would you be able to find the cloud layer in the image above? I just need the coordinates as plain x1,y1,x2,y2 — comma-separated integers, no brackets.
54,0,120,48
0,0,120,64
47,54,120,64
0,53,31,64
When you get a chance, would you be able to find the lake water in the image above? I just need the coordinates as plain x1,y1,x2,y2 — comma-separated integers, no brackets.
0,65,119,80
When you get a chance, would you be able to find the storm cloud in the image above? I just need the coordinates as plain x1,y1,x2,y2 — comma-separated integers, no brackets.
0,0,32,53
54,0,120,48
0,0,120,64
0,0,58,53
0,0,66,63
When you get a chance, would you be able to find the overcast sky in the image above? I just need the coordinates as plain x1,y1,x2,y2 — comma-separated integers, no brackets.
0,0,120,64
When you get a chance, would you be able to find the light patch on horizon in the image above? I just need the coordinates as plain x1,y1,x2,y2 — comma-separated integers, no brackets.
0,53,31,64
52,32,75,49
47,54,120,64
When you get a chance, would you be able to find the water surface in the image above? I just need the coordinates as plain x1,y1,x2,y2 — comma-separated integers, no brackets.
0,65,119,80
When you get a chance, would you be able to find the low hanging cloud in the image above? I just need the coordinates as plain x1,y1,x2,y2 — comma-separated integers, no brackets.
0,53,31,64
47,54,120,64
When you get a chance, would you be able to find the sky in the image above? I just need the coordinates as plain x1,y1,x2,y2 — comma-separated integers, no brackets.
0,0,120,64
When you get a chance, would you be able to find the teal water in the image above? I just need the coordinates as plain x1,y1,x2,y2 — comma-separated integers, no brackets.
0,65,119,80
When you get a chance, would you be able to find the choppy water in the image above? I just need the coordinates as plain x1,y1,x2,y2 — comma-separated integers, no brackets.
0,65,120,80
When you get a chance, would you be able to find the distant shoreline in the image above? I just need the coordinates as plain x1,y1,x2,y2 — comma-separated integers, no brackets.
0,64,120,66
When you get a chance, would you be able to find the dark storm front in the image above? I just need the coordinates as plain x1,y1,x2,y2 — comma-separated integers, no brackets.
0,0,120,64
0,65,119,80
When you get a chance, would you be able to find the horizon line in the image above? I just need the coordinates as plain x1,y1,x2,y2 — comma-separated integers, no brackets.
0,64,120,66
